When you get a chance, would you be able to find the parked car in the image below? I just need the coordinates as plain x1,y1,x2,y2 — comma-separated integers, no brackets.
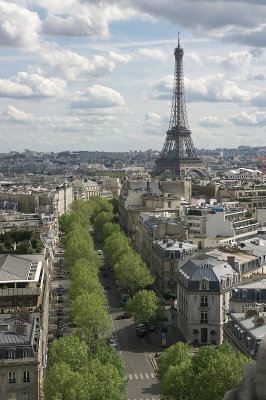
102,271,108,277
58,296,64,303
136,328,147,337
135,323,145,331
115,314,131,320
57,327,64,338
57,307,64,316
104,286,111,291
97,249,102,255
57,318,63,326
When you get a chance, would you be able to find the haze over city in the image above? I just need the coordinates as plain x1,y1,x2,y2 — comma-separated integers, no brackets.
0,0,266,153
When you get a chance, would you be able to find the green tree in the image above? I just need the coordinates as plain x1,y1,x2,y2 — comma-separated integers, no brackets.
109,197,119,214
48,335,88,371
103,231,131,268
99,222,120,242
94,211,114,233
156,341,192,381
59,214,71,233
43,362,87,400
191,349,252,400
71,292,111,346
126,290,164,329
115,250,154,296
89,196,113,222
84,358,127,400
160,359,193,400
90,339,126,378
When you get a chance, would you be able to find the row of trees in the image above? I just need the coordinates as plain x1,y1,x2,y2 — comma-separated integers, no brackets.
44,200,127,400
156,335,254,400
88,197,165,333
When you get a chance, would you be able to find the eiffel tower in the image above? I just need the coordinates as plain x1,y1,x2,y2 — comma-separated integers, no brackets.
152,36,207,179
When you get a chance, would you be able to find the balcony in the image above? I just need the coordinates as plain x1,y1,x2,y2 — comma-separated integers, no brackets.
200,319,208,324
0,287,41,297
200,303,208,308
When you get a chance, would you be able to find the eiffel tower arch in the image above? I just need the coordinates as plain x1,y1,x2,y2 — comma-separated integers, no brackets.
152,37,207,179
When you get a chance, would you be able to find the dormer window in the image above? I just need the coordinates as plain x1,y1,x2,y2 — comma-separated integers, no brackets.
8,349,16,359
255,290,260,302
242,290,247,301
200,279,209,290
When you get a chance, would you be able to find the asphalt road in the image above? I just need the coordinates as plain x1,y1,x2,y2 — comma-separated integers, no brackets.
93,230,161,400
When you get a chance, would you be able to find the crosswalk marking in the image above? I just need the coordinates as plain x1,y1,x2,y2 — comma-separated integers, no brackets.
127,372,156,380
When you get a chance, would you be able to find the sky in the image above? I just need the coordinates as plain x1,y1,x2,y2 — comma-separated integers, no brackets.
0,0,266,153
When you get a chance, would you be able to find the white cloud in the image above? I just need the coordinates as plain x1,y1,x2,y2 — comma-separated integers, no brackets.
0,72,67,98
109,51,132,64
0,0,40,48
144,112,162,125
138,48,167,62
208,51,252,78
70,84,125,109
39,44,131,81
151,75,173,93
231,111,266,126
199,116,224,127
185,74,252,103
41,2,140,38
2,105,33,122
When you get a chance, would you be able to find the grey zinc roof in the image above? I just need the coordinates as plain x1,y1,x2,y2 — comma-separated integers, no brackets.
0,255,32,282
0,318,33,345
231,312,266,339
180,257,238,292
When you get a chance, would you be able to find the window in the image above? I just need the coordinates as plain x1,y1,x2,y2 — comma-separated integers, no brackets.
170,263,174,271
9,372,16,384
255,290,260,302
242,290,247,301
22,394,31,400
8,350,16,359
200,296,208,307
168,201,171,208
7,393,16,400
200,279,209,290
170,276,174,283
23,371,30,383
200,311,208,324
23,350,30,358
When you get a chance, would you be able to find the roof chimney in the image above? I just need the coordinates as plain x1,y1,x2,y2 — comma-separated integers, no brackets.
13,321,28,335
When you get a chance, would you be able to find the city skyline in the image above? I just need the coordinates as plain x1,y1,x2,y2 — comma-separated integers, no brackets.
0,0,266,153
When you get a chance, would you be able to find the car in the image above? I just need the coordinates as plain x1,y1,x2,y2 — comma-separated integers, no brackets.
149,325,156,332
57,328,64,338
97,249,102,255
57,307,64,316
57,318,63,326
58,296,64,303
58,272,65,279
102,271,108,277
100,264,105,270
109,338,117,346
104,286,111,290
58,289,64,296
135,323,145,331
115,314,131,320
136,328,147,337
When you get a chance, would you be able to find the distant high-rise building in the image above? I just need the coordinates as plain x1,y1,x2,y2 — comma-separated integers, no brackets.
153,37,207,179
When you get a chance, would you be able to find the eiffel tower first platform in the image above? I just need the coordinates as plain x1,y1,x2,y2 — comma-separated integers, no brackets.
152,37,207,179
